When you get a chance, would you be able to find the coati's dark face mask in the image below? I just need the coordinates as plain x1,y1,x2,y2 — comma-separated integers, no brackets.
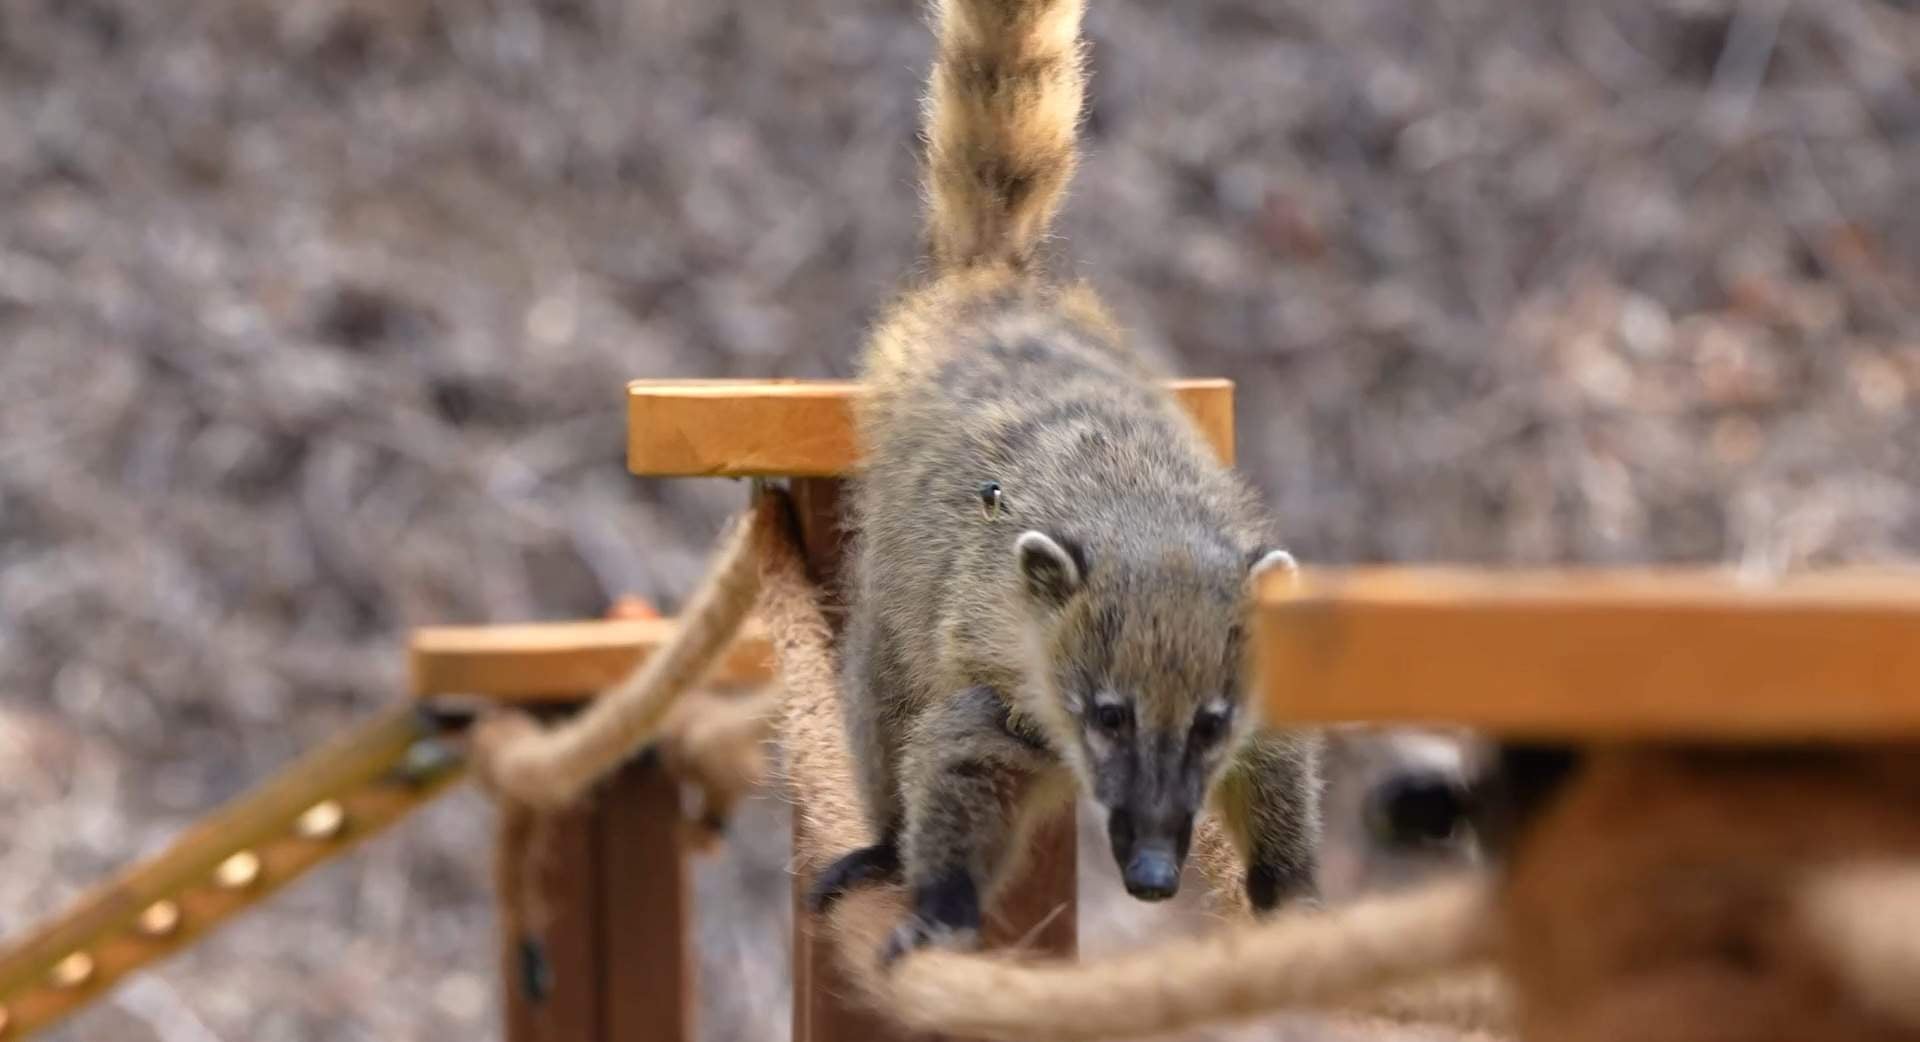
1080,690,1235,900
1012,528,1297,901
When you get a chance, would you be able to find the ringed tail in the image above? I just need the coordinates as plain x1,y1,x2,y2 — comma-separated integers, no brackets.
922,0,1087,273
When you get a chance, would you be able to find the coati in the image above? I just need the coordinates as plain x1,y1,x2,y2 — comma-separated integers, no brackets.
810,0,1322,959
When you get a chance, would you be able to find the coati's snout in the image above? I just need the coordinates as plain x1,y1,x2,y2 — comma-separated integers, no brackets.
1106,804,1194,901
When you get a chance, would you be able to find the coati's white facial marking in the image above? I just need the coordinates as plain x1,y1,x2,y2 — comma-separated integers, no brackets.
1193,697,1234,748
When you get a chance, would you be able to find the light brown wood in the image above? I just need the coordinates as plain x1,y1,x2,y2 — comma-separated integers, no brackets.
1254,567,1920,740
0,707,463,1037
627,378,1236,477
410,618,773,701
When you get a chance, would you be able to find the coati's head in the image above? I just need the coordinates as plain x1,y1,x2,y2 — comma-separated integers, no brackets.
1014,528,1296,901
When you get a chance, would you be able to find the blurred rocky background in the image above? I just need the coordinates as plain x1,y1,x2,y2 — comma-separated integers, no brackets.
1,0,1915,1039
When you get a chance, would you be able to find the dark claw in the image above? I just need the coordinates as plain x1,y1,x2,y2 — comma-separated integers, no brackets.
1246,863,1279,912
881,868,982,965
881,917,979,967
807,840,902,913
1245,861,1316,914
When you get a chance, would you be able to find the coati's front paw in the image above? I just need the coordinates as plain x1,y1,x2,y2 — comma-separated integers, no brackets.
808,840,902,913
880,915,981,966
881,870,982,966
1245,862,1318,915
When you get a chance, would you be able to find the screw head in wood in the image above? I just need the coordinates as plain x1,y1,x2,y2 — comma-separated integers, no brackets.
398,738,460,784
136,900,182,938
295,800,347,841
215,850,262,890
49,952,95,989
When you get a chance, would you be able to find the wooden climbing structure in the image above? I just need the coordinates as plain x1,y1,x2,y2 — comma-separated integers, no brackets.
3,374,1920,1042
618,377,1238,1042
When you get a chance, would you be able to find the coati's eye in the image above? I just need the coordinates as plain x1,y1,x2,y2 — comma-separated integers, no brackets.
1191,709,1229,746
1092,701,1129,732
978,481,1003,519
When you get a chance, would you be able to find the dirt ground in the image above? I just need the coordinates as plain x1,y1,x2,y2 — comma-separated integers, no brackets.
1,0,1916,1039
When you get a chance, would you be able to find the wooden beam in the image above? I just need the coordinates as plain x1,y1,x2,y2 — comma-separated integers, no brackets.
0,707,463,1037
626,378,1236,478
410,618,773,701
1253,568,1920,740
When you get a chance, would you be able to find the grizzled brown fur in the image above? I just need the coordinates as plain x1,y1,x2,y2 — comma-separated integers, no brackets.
817,0,1321,958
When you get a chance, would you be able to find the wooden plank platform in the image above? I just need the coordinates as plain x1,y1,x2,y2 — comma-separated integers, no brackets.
627,378,1236,477
1253,568,1920,740
410,618,773,701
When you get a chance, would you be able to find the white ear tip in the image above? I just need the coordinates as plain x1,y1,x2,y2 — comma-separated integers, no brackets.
1016,530,1054,554
1253,548,1299,577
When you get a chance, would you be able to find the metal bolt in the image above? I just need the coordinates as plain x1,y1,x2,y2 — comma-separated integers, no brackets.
136,900,182,938
397,738,461,784
215,851,262,890
49,952,95,989
295,800,347,841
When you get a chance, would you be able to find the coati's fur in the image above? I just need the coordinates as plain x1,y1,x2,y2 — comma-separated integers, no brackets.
814,0,1321,958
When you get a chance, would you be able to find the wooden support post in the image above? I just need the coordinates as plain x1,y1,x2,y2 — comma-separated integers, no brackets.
500,804,600,1042
600,761,694,1042
499,758,691,1042
786,478,1078,1042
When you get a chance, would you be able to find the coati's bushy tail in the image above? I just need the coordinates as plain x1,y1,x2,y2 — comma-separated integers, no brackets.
923,0,1087,272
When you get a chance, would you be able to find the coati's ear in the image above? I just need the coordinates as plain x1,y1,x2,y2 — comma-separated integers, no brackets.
1015,530,1084,608
1248,547,1299,588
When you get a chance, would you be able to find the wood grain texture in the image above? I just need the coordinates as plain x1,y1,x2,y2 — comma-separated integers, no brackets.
627,378,1236,477
1254,567,1920,739
410,618,773,701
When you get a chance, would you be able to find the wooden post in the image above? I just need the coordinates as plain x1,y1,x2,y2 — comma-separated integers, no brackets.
499,759,691,1042
499,804,600,1042
600,761,694,1042
786,478,1078,1042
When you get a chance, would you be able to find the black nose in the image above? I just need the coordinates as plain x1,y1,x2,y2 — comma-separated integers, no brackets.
1122,846,1180,901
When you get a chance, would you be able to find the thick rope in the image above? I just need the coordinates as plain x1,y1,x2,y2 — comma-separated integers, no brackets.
656,686,774,848
1798,862,1920,1029
751,488,1504,1041
468,499,775,810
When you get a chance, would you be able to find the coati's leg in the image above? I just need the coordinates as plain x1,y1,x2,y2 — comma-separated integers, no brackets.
808,838,901,912
1213,731,1324,912
885,685,1056,963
